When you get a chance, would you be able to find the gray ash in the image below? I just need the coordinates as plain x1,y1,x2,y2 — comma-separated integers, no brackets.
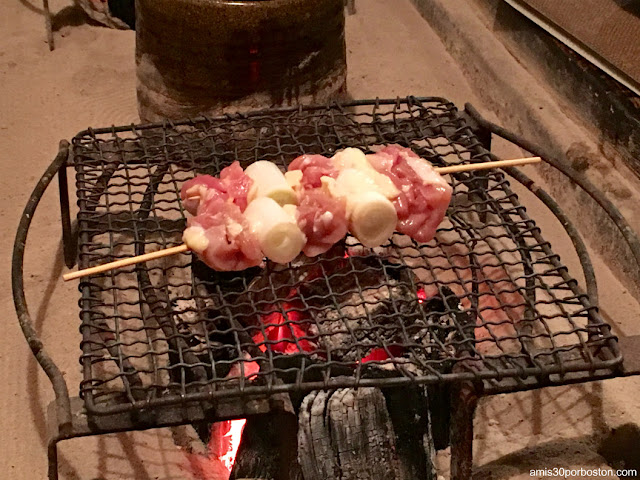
300,256,471,368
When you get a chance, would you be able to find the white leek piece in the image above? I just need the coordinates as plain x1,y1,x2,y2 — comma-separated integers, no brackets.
182,225,209,253
323,169,398,248
245,161,297,206
284,169,303,190
282,203,299,220
332,147,370,171
349,191,397,247
331,168,378,198
332,147,399,199
244,197,306,264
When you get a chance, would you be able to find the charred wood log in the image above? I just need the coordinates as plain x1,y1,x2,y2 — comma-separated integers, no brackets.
426,384,451,451
383,386,437,479
298,386,436,480
230,411,300,480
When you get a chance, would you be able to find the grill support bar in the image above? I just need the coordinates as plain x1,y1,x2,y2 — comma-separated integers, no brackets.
12,141,73,438
57,155,76,269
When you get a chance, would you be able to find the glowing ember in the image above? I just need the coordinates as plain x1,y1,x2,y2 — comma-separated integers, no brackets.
219,419,247,472
252,301,316,354
242,361,260,378
416,287,427,304
182,418,248,480
361,345,404,363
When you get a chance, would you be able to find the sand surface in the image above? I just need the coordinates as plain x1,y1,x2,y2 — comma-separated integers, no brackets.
1,1,639,479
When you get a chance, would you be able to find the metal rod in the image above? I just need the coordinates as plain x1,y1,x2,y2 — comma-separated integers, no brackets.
42,0,54,51
449,358,482,480
47,438,59,480
450,380,479,480
12,141,72,429
57,161,76,268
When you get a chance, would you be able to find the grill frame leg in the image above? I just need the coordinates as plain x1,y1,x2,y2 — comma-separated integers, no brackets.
43,0,54,51
345,0,356,14
449,380,480,480
47,438,60,480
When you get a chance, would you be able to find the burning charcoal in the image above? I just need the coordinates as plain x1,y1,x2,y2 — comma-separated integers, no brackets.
406,287,475,368
310,261,474,374
189,238,475,382
313,284,417,362
303,256,417,363
171,298,209,352
428,286,476,356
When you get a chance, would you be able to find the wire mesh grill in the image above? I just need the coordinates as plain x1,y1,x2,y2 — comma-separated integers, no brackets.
72,97,620,415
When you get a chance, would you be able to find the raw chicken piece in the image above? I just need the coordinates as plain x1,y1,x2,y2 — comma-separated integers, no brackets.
288,154,339,189
219,161,253,212
180,161,253,215
180,175,226,216
367,145,452,243
296,189,349,257
183,199,263,271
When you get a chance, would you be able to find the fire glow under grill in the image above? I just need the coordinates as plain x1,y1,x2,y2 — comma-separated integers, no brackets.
221,419,246,472
71,97,620,416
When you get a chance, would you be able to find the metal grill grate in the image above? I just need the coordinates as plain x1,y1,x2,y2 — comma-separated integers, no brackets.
72,97,620,415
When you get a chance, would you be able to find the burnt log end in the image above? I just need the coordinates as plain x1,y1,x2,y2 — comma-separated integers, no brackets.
298,387,437,480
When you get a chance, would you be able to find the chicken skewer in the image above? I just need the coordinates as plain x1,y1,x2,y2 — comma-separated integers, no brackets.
62,156,541,281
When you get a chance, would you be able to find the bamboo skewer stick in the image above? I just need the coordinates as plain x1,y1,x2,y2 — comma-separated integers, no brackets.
435,156,541,174
62,156,541,281
62,244,189,281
